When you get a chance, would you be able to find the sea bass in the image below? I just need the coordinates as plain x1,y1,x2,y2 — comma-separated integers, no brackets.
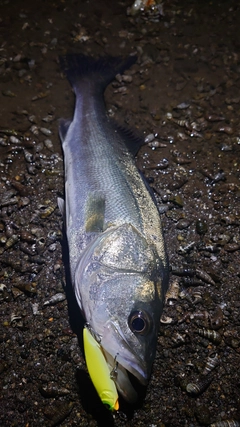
58,54,169,404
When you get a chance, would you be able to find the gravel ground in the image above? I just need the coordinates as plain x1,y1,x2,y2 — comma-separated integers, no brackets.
0,0,240,426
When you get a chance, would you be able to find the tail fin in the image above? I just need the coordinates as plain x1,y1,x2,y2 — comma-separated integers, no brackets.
59,54,137,93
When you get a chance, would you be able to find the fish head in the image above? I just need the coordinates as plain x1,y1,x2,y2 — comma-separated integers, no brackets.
75,223,167,403
99,276,163,402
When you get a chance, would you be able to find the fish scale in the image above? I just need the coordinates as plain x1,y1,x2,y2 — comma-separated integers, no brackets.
64,111,152,264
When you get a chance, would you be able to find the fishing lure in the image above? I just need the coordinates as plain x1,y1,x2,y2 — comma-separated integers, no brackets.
83,325,119,411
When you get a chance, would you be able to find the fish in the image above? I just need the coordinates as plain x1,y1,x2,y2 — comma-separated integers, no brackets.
58,54,169,404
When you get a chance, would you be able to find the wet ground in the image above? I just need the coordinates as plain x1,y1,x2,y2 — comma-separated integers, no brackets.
0,0,240,426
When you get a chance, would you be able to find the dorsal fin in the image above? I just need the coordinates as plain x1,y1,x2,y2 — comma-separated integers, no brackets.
112,123,145,156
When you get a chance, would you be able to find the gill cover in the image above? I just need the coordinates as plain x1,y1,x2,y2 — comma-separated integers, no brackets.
83,326,119,411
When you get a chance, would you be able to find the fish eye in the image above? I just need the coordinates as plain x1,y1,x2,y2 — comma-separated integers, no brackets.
128,310,150,335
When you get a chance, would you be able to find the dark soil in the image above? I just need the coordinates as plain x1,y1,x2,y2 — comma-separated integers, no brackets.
0,0,240,426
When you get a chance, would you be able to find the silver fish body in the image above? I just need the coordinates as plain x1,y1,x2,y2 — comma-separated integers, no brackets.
59,54,168,402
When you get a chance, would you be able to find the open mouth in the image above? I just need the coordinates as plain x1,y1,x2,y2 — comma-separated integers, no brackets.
103,349,148,404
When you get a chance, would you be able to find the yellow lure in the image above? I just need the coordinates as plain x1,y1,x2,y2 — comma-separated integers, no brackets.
83,326,119,411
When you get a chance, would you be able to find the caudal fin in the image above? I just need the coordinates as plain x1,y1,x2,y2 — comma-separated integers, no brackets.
59,54,137,93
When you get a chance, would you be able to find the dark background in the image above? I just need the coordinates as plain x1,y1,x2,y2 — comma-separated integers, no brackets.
0,1,239,426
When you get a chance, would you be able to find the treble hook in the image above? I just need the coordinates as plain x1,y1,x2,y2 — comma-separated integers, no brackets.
110,353,119,380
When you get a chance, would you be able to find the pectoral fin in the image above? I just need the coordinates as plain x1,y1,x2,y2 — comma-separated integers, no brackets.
85,193,105,232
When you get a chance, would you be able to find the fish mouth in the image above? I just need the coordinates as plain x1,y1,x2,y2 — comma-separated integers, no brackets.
99,322,150,404
102,349,148,404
